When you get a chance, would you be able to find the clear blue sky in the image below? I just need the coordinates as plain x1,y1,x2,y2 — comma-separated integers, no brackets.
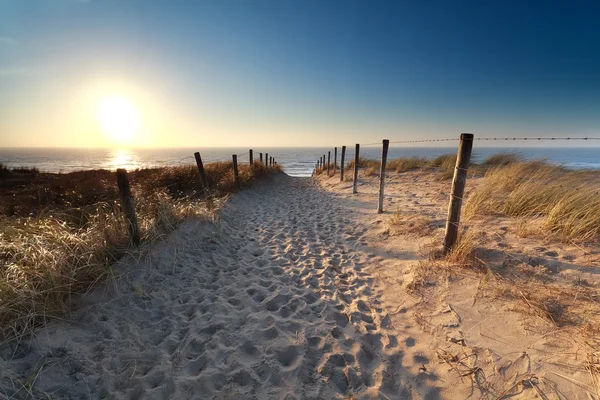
1,0,599,147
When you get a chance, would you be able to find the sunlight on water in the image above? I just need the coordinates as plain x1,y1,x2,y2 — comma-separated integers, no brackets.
107,149,142,171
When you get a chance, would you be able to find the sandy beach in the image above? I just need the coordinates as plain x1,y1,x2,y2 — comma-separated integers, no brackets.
1,171,598,399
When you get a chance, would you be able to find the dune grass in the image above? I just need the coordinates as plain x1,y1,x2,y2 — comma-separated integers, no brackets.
342,154,458,179
464,161,600,242
0,161,280,340
481,152,522,166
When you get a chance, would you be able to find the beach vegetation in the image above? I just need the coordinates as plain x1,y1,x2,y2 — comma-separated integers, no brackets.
0,162,281,340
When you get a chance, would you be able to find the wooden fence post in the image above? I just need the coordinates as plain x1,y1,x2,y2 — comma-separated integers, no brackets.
116,168,140,245
265,153,269,167
260,152,263,165
249,149,253,165
443,133,474,253
327,151,331,175
377,139,390,214
322,155,325,168
340,145,346,182
194,151,209,194
352,144,360,194
334,147,338,174
232,154,240,190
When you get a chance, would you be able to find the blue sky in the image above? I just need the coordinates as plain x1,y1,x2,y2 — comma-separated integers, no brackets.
1,0,599,147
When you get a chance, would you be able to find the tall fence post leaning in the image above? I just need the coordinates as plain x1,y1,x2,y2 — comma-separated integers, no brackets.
260,152,263,165
232,154,240,190
116,168,140,245
327,151,331,176
194,151,209,194
443,133,474,253
334,147,338,174
265,153,269,167
377,139,390,214
322,155,325,169
340,145,346,182
352,144,360,194
249,149,253,165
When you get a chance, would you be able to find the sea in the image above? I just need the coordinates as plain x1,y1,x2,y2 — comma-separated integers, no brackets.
0,147,598,177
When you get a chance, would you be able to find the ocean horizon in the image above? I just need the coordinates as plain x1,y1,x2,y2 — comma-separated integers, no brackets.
1,146,599,177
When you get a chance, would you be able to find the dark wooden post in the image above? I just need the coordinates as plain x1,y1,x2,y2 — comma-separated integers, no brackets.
116,169,140,245
249,149,253,165
265,153,269,167
340,146,346,181
353,144,360,194
322,155,325,168
443,133,474,253
334,147,338,174
260,152,263,165
327,151,331,175
232,154,240,190
317,159,320,169
194,151,209,194
377,139,390,214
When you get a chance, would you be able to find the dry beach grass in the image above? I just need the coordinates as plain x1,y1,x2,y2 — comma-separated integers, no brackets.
317,154,600,398
0,162,280,341
1,153,599,398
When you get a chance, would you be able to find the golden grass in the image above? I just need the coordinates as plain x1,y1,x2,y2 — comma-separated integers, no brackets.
464,161,600,242
444,229,484,270
430,154,457,179
365,166,378,177
345,157,380,170
387,157,429,173
481,152,522,166
0,162,280,340
388,208,439,237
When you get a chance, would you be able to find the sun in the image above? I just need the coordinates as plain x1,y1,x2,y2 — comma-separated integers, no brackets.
97,95,140,143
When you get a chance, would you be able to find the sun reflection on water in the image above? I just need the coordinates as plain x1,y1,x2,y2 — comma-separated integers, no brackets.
108,149,142,171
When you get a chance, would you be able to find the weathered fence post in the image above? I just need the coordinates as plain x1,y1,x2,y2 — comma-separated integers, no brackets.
443,133,474,253
377,139,390,214
116,168,140,245
340,146,346,181
322,155,325,168
334,147,338,174
327,151,331,175
194,152,209,194
265,153,269,167
352,144,360,194
232,154,240,190
249,149,253,165
260,152,263,165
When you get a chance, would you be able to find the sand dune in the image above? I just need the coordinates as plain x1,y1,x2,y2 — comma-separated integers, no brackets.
4,171,596,399
0,174,458,399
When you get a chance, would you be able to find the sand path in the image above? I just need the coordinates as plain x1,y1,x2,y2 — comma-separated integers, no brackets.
1,174,451,399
